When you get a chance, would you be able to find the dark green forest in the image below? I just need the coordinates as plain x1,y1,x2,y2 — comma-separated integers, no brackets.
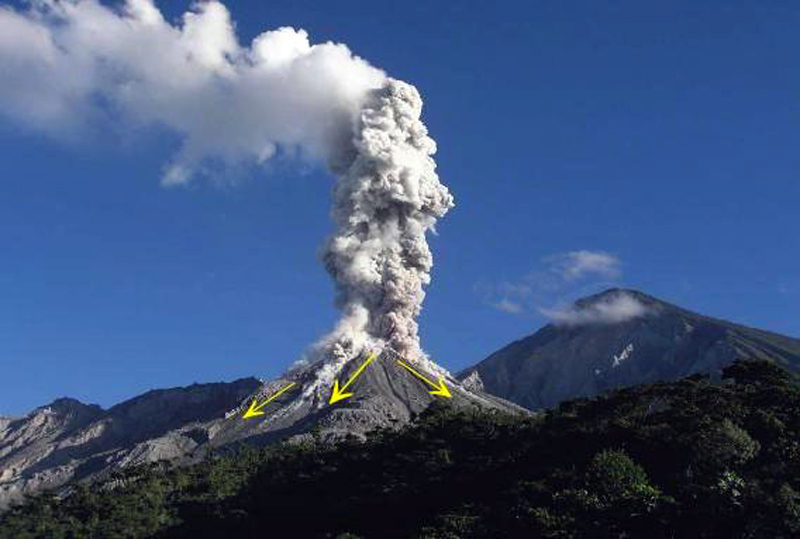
2,360,799,538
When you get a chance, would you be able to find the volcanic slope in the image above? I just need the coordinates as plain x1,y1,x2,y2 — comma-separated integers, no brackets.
1,352,523,510
0,378,259,510
460,288,800,410
209,349,526,449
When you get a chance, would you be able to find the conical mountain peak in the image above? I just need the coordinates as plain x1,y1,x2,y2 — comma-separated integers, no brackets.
462,290,800,411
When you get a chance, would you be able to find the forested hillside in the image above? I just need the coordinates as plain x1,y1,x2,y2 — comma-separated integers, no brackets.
2,360,799,538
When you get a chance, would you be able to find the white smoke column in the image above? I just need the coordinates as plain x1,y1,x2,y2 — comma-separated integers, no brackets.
308,80,454,391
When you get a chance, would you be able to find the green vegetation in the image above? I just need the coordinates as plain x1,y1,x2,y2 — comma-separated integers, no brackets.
2,360,799,538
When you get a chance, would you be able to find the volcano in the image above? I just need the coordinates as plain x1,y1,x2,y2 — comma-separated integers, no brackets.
0,350,522,510
458,288,800,410
208,349,523,450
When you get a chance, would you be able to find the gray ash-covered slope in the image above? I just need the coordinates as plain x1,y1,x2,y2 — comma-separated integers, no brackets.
0,378,259,510
459,288,800,411
0,352,523,510
209,350,524,450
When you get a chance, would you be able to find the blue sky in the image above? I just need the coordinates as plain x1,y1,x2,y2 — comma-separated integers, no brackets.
1,0,798,415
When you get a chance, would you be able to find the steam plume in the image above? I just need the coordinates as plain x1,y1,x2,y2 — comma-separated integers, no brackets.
0,1,454,389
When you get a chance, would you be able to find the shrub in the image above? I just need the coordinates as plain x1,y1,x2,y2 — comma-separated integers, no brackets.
697,419,760,468
586,449,656,502
722,360,794,386
715,470,746,502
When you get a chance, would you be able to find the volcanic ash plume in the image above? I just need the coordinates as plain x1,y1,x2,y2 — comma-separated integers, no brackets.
0,0,454,392
308,80,454,388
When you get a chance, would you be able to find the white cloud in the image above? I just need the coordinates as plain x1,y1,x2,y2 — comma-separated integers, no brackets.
492,298,524,314
546,250,621,281
478,250,624,316
539,292,652,326
0,0,385,184
497,282,533,297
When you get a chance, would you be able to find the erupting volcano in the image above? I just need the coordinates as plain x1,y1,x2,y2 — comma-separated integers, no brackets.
304,78,454,403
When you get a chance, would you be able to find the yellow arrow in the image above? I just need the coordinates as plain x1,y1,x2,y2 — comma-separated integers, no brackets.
329,353,378,404
243,382,296,419
396,360,452,398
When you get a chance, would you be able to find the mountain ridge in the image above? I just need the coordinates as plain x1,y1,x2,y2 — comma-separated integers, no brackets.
459,288,800,410
0,377,261,510
4,288,797,512
0,351,522,511
3,358,799,538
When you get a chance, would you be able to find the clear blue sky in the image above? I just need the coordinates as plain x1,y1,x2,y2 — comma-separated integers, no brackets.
2,0,798,415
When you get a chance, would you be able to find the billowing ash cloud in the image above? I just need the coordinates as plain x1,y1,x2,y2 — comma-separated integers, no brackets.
0,1,454,391
0,0,385,183
312,80,454,381
539,292,652,326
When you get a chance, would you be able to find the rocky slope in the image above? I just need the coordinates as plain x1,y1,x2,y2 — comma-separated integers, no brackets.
208,349,524,451
459,288,800,410
0,379,259,510
0,351,523,510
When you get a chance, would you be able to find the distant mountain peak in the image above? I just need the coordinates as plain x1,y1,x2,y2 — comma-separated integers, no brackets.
0,377,261,511
47,397,93,406
461,289,800,411
543,288,660,327
575,288,662,308
36,397,103,416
